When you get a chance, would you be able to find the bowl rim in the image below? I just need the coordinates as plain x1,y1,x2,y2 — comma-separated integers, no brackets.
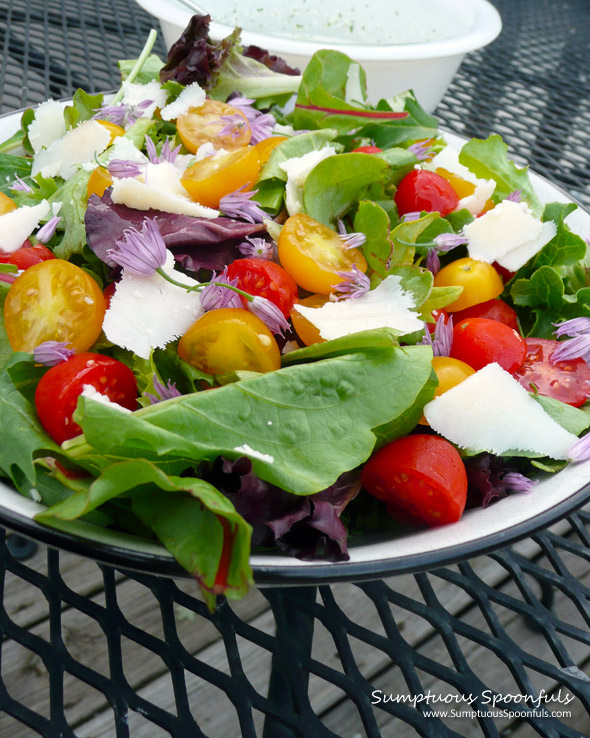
135,0,502,61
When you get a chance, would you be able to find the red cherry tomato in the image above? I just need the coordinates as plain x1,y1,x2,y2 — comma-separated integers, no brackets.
361,434,467,527
103,282,117,309
451,298,520,333
427,308,450,334
451,317,527,373
0,241,55,270
351,145,382,154
394,169,459,217
512,338,590,407
225,258,299,318
34,353,138,444
491,261,516,284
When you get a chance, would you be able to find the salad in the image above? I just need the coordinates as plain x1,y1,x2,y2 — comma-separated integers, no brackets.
2,14,590,609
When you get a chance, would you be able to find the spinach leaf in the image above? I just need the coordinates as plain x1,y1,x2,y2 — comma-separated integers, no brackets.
0,153,33,195
64,89,104,129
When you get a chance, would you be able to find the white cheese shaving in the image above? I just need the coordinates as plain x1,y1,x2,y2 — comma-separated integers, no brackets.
293,274,423,340
121,80,168,120
233,444,275,463
81,384,133,413
279,145,338,215
160,82,206,121
425,145,496,215
143,161,188,197
102,251,204,359
32,120,112,179
423,363,578,459
104,135,149,165
464,200,557,271
27,99,68,154
110,176,219,218
0,200,50,253
29,488,42,502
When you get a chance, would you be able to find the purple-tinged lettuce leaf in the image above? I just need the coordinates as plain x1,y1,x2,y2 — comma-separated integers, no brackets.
204,458,361,561
159,14,240,89
85,190,265,272
242,45,300,76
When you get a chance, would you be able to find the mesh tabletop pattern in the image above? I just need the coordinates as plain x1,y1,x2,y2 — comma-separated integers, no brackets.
2,0,590,737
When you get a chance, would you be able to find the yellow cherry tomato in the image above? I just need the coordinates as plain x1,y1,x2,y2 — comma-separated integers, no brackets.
254,135,288,166
181,147,261,209
278,213,368,295
290,294,329,346
178,308,281,375
433,257,503,312
4,259,106,352
86,166,114,199
176,100,251,153
419,356,476,425
95,119,125,145
436,167,494,213
0,192,17,215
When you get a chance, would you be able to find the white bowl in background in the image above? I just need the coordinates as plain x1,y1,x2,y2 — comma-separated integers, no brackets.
135,0,501,111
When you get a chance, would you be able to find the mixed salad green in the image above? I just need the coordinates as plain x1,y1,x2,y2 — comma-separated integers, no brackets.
2,15,590,609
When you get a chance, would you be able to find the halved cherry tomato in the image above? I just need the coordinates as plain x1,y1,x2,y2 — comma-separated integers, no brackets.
225,258,299,318
512,337,590,407
0,241,55,270
95,120,125,145
435,167,494,214
254,135,288,166
418,356,476,425
178,308,281,375
87,166,113,199
451,317,527,373
176,99,251,153
290,294,329,346
34,353,138,444
351,145,382,154
4,260,106,352
394,169,459,217
278,213,367,294
103,282,117,309
433,257,504,312
181,147,261,209
361,434,468,526
0,192,17,215
492,261,516,284
451,298,520,332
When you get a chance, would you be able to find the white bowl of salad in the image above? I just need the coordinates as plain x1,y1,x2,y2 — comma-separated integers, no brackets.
1,16,590,607
134,0,502,111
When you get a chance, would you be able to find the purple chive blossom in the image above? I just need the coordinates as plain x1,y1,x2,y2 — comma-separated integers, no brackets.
426,248,442,275
11,174,33,193
93,99,153,127
219,186,266,223
238,236,275,260
199,269,243,311
408,141,432,161
219,114,248,140
400,211,422,222
425,232,468,275
145,135,181,164
337,219,367,250
552,318,590,363
33,340,75,366
226,97,276,144
249,296,291,336
501,471,537,494
421,313,454,357
144,375,182,405
568,433,590,462
36,216,61,244
107,159,144,178
334,265,371,300
506,189,523,203
108,217,167,276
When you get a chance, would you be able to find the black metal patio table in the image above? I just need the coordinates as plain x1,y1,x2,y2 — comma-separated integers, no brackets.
2,1,590,736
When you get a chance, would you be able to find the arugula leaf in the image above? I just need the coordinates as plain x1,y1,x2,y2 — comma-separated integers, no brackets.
531,202,587,270
6,352,48,404
64,89,104,129
458,135,543,216
533,394,590,436
67,343,434,495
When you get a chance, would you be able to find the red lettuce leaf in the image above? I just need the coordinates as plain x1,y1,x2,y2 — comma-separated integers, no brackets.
242,45,300,76
204,457,361,561
85,190,265,273
465,453,510,508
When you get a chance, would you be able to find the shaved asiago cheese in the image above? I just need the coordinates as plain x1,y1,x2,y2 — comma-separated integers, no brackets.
425,145,496,215
160,82,206,121
27,99,68,154
279,145,338,215
102,251,204,359
292,275,424,340
465,199,557,271
110,176,219,218
121,80,168,120
0,200,50,254
104,135,149,165
142,161,188,198
32,120,112,179
81,385,132,413
424,363,578,460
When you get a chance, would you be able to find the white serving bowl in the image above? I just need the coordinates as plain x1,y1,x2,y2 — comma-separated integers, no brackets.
135,0,501,111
